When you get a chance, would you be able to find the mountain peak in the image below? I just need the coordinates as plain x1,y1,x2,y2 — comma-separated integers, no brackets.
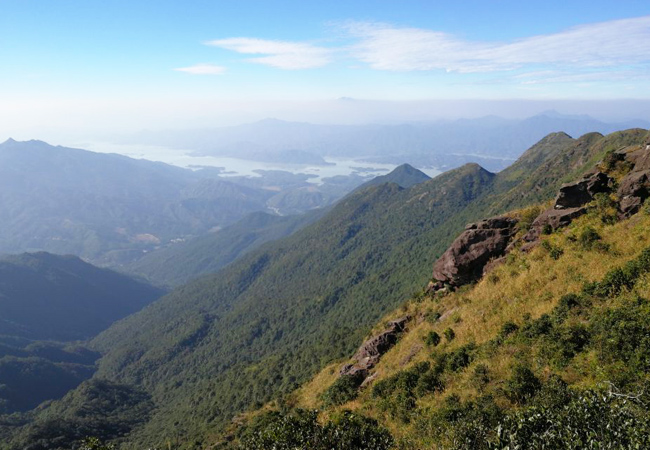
358,163,431,191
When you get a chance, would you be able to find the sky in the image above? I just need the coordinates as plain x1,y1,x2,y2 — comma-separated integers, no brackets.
2,0,650,141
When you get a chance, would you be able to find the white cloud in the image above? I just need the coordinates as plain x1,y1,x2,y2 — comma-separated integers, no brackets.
205,38,332,69
344,16,650,73
174,63,227,75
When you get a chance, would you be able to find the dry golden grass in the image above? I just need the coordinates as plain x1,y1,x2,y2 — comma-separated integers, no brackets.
290,207,650,442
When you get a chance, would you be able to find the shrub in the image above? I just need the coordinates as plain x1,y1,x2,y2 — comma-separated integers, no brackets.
498,321,518,340
517,206,541,232
541,240,563,259
443,328,455,342
372,362,442,423
425,310,441,324
79,438,115,450
415,395,502,450
491,389,650,450
424,331,441,347
471,364,490,392
504,365,541,404
521,314,553,339
238,409,394,450
321,373,364,407
584,247,650,297
577,226,601,249
590,299,650,374
444,344,476,372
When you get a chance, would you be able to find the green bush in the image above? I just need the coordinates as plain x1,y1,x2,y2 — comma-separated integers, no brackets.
471,364,490,392
497,321,518,342
372,362,442,423
79,437,115,450
321,373,365,407
584,247,650,297
490,389,650,450
577,226,601,249
504,365,541,405
443,328,455,342
238,409,394,450
424,331,441,347
443,344,476,372
521,314,553,339
590,298,650,375
425,310,441,323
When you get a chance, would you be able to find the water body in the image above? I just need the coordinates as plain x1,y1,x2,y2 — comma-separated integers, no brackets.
76,142,442,184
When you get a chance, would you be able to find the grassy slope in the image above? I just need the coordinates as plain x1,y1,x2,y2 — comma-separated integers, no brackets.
9,130,645,449
88,131,635,447
283,132,650,449
291,209,650,448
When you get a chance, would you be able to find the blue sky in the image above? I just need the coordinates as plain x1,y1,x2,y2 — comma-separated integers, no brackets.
1,0,650,139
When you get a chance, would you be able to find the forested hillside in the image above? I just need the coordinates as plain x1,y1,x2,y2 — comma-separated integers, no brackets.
125,164,430,287
0,252,163,417
231,128,650,450
4,129,647,449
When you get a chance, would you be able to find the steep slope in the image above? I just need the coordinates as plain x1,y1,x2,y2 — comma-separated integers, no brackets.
124,210,324,287
90,163,497,447
125,166,429,288
260,132,650,450
0,253,162,416
0,252,164,341
11,130,646,449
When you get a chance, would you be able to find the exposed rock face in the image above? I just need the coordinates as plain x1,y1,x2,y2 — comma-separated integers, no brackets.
523,207,587,243
554,172,611,209
430,216,519,288
340,316,409,377
618,169,650,217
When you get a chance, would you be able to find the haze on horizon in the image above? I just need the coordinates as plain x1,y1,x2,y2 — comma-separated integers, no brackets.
2,0,650,143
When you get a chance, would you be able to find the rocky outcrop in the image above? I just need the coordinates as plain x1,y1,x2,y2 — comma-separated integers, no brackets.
523,207,587,243
617,161,650,217
554,172,611,209
340,316,409,377
430,216,519,289
520,171,612,243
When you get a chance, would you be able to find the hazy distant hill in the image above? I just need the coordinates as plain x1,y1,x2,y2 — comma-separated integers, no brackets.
0,252,163,414
0,139,348,263
124,112,649,172
0,252,164,341
356,163,431,190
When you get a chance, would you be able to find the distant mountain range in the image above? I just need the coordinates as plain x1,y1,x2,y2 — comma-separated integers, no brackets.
0,139,354,264
122,112,649,172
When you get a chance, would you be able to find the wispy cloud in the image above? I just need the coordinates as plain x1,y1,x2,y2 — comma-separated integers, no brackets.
344,16,650,73
174,63,226,75
205,38,332,69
